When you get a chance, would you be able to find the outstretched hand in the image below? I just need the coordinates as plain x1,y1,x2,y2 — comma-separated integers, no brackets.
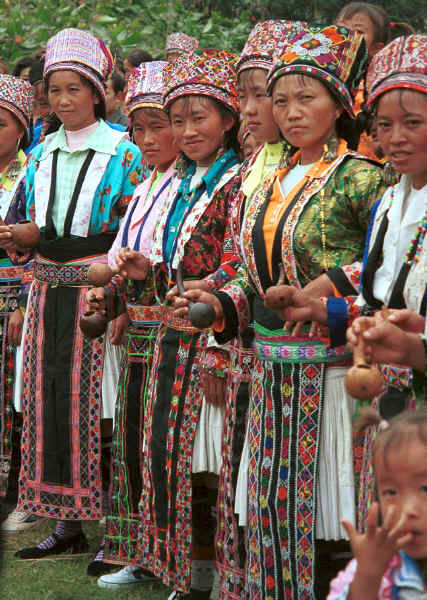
342,503,413,600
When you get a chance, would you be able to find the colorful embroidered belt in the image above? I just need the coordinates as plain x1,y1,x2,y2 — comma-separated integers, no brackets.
162,307,198,333
34,260,91,286
126,303,163,326
0,265,24,283
253,322,352,364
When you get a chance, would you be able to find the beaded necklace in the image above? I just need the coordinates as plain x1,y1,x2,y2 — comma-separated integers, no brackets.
388,184,427,265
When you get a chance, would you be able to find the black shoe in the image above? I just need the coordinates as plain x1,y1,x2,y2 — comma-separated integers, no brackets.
87,559,115,577
15,532,89,559
87,543,115,577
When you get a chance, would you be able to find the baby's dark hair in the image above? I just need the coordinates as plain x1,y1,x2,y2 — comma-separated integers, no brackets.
337,2,391,45
356,407,427,470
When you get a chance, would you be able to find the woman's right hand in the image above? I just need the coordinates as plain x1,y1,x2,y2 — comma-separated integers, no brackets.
114,247,150,280
173,289,224,321
85,287,107,314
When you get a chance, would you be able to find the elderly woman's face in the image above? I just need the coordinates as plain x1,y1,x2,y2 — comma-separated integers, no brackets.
272,74,341,161
376,89,427,189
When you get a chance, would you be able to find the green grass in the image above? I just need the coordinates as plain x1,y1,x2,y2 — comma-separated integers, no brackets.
1,518,170,600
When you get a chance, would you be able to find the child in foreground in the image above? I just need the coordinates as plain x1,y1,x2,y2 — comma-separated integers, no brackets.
328,408,427,599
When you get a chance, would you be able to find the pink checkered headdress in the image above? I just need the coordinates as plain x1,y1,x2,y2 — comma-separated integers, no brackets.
367,35,427,106
166,33,199,55
0,74,34,128
44,28,114,101
126,61,168,116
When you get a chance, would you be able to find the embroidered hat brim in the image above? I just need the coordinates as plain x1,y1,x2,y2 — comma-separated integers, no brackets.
367,71,427,106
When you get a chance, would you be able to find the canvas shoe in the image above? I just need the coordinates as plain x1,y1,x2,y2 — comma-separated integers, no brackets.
97,565,157,588
1,509,43,533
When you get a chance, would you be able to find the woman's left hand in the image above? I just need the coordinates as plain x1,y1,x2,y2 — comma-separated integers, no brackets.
264,284,327,329
109,312,130,345
8,308,24,346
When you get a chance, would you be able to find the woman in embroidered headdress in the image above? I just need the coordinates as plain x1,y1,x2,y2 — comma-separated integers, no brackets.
0,75,33,502
175,25,385,599
84,60,180,588
165,33,199,63
0,28,143,563
111,48,241,599
198,21,303,600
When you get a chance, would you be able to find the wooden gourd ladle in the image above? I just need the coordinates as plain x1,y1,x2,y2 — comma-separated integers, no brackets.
176,261,216,329
345,313,388,401
79,263,120,339
0,218,40,248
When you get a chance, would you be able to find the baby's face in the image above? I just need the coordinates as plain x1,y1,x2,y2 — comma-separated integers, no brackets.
375,438,427,559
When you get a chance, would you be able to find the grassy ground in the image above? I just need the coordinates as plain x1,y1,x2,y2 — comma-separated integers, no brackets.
0,513,170,600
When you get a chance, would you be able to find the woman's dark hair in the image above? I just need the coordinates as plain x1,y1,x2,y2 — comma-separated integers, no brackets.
44,71,106,134
337,3,391,45
110,72,126,95
166,95,240,156
12,56,37,78
126,48,153,67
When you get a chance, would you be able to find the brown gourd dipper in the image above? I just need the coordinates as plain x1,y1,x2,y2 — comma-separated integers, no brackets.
176,261,216,330
79,263,120,339
344,310,390,401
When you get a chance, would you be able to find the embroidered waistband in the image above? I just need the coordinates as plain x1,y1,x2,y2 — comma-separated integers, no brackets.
126,303,163,325
0,265,24,282
34,260,91,286
162,307,198,333
253,322,351,364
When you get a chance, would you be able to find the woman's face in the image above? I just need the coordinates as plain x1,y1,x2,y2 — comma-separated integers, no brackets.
169,96,235,167
0,107,23,164
132,108,179,171
337,12,382,56
272,74,341,162
376,89,427,189
238,68,280,144
48,70,99,131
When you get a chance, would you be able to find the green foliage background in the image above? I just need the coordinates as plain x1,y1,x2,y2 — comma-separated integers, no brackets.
0,0,425,68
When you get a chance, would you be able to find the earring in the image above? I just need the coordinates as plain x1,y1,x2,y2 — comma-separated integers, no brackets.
278,140,292,171
383,161,394,186
175,152,188,179
323,135,339,163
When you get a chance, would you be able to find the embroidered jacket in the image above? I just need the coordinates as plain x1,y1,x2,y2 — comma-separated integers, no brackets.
214,149,385,340
25,120,143,237
148,151,242,303
328,552,425,599
326,175,427,347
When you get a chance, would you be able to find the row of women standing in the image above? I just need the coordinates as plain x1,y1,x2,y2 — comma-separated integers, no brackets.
0,7,425,600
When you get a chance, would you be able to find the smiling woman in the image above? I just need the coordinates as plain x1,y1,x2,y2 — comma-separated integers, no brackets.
0,28,144,576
